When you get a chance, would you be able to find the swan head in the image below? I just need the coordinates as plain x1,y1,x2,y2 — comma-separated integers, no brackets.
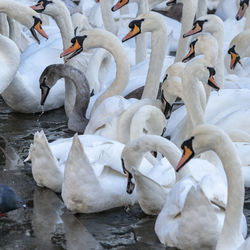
30,16,48,43
176,125,226,172
183,15,223,38
182,34,218,64
60,36,87,62
122,11,166,42
184,57,220,91
227,45,242,70
236,0,249,20
39,64,63,105
30,0,53,13
122,18,144,42
183,19,208,38
160,62,185,119
111,0,129,11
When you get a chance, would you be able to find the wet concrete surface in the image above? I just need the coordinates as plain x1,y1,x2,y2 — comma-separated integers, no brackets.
0,96,250,250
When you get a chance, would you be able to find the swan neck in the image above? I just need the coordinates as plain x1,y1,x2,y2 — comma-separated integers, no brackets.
135,1,149,64
0,13,8,36
214,135,244,250
7,17,21,51
0,0,36,28
175,0,198,62
124,135,182,173
244,8,250,30
196,0,207,19
100,0,117,34
53,65,89,119
142,22,168,100
49,5,74,49
212,29,224,87
85,30,130,115
182,73,206,133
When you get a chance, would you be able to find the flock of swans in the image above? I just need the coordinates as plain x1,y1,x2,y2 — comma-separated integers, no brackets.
2,0,250,248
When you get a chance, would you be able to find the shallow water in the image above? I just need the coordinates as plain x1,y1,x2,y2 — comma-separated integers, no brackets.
0,96,250,250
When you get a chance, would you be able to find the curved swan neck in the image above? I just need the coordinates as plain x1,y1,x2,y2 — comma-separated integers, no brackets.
0,13,8,36
175,0,198,62
244,7,250,30
141,12,168,100
182,60,207,129
7,17,22,51
83,29,130,115
135,0,149,64
196,0,207,19
196,128,244,250
122,135,182,173
0,34,20,93
100,0,117,34
49,64,89,120
43,0,74,49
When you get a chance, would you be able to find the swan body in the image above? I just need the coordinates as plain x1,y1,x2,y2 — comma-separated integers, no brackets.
62,134,137,213
26,131,137,193
155,125,247,249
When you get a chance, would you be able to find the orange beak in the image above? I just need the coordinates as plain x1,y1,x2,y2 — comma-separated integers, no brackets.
176,145,194,172
230,52,242,70
122,24,140,42
60,40,81,58
208,75,220,91
112,0,128,11
34,21,48,39
30,2,44,11
236,3,248,20
182,44,195,62
183,24,201,38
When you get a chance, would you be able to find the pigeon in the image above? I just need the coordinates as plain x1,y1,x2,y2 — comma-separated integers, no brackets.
0,184,26,216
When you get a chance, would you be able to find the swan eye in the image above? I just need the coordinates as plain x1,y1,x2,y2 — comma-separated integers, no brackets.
43,76,47,82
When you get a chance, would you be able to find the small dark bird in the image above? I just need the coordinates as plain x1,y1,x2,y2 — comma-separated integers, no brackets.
0,184,25,216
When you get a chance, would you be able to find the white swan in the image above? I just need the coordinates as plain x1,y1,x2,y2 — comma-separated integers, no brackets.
225,29,250,76
121,133,224,215
61,134,137,213
155,124,247,249
61,28,130,116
